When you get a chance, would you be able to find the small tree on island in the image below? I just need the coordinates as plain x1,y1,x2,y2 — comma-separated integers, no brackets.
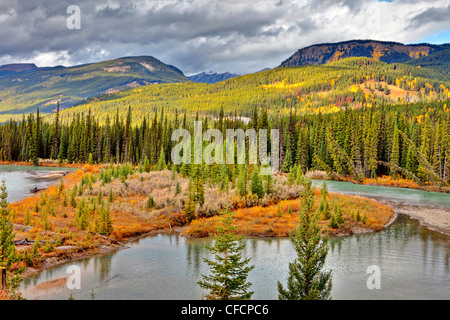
278,178,332,300
198,207,254,300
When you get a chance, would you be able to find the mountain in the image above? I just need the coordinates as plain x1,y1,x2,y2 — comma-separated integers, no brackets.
57,56,450,125
0,56,190,118
0,63,38,76
188,72,239,84
280,40,450,67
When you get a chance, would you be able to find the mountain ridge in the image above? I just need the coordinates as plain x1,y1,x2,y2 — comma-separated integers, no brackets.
280,39,450,67
0,55,190,117
188,72,240,84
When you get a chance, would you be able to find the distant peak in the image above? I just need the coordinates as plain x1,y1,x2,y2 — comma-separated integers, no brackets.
0,63,38,73
188,71,239,84
280,39,450,67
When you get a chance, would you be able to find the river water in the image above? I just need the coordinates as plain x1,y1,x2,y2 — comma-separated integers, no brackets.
0,164,76,203
3,166,448,300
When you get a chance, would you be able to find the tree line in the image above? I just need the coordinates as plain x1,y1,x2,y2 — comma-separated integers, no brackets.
0,99,449,186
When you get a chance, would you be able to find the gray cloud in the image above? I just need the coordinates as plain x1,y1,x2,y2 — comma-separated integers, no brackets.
409,4,450,29
0,0,448,74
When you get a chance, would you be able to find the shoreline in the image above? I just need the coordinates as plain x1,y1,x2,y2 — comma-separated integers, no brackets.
376,199,450,237
21,228,175,278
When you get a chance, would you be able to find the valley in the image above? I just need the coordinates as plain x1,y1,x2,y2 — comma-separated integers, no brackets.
0,38,449,301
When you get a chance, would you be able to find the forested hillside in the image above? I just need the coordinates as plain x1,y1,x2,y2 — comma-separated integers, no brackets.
53,57,450,125
0,56,189,120
406,49,450,80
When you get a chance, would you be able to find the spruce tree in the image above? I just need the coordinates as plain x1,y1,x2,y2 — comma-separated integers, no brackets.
278,178,332,300
250,167,264,199
318,180,331,219
156,147,166,171
0,179,15,269
198,208,254,300
390,125,400,178
191,164,205,207
237,165,247,198
184,178,196,222
143,156,151,173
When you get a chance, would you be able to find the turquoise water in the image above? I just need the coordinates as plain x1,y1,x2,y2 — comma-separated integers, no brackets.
313,179,450,209
0,165,77,203
13,172,450,300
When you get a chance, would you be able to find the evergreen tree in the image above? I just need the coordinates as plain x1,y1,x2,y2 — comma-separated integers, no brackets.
143,156,151,173
191,164,205,207
318,180,331,219
0,179,16,269
236,165,247,198
278,178,332,300
156,147,166,171
184,178,196,222
250,167,264,199
198,208,254,300
390,125,400,178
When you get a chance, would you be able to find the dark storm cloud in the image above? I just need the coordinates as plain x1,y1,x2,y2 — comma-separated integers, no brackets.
0,0,448,74
408,5,450,29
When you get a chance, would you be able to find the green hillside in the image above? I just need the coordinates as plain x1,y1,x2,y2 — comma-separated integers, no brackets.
406,49,450,80
0,56,190,119
56,57,450,125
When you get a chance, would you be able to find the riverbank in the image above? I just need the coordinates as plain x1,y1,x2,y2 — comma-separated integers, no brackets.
375,199,450,237
0,160,83,169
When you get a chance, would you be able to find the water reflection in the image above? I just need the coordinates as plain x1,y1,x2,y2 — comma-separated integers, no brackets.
20,213,450,300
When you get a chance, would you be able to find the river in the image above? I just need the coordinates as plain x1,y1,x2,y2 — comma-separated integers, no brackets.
2,166,448,300
0,164,76,203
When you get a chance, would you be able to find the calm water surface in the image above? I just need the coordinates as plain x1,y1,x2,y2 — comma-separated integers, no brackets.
0,164,76,203
11,170,450,300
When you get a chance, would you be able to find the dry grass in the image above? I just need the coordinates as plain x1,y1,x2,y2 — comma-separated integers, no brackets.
186,192,395,238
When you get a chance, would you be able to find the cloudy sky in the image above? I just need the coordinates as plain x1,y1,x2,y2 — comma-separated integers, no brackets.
0,0,449,75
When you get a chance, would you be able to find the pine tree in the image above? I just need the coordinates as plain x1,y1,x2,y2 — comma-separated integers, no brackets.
318,180,331,219
97,204,113,236
191,164,205,207
156,147,166,171
278,178,332,300
184,178,196,222
52,102,60,159
250,167,264,199
0,179,16,270
143,156,151,173
198,207,254,300
146,196,155,209
264,170,274,195
237,165,247,198
390,125,400,178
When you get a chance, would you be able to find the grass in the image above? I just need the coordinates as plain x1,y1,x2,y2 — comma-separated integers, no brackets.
186,191,395,238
